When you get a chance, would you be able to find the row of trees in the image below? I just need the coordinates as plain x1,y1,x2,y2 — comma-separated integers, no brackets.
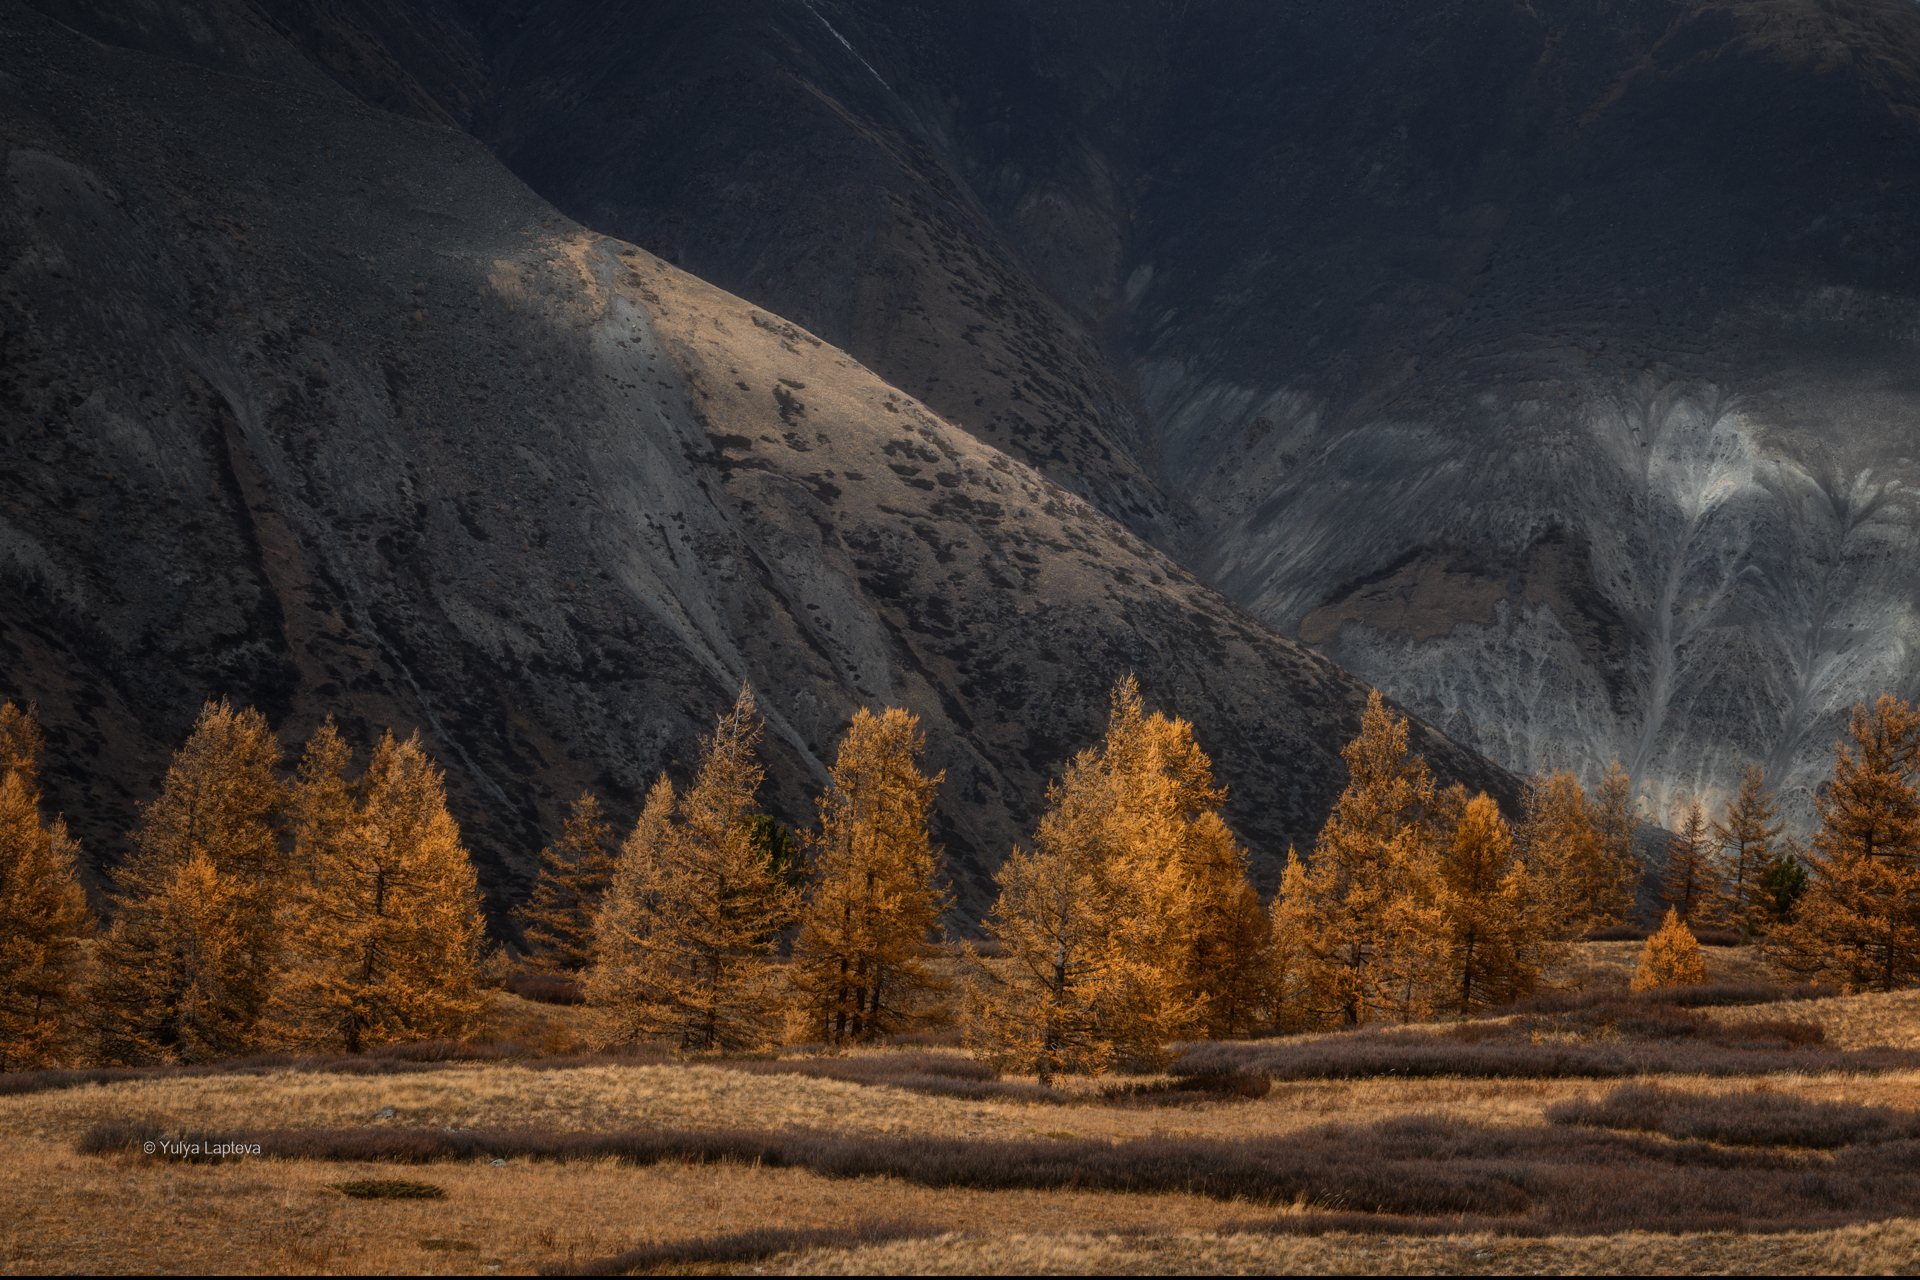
0,701,485,1069
5,683,1920,1076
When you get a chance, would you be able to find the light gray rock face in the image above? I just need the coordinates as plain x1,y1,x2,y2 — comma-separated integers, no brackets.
0,1,1516,925
1149,352,1920,831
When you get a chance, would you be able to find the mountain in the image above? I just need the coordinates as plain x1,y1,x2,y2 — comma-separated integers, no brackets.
0,0,1517,926
186,0,1920,831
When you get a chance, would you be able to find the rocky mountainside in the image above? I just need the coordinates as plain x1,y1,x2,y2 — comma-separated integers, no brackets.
189,0,1920,832
0,0,1517,926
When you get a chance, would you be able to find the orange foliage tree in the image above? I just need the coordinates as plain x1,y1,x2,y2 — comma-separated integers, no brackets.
790,706,950,1043
516,792,618,973
0,703,92,1069
1770,696,1920,992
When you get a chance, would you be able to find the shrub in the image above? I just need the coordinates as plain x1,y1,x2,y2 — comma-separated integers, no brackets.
79,1113,1920,1236
1100,1072,1272,1106
502,974,586,1006
1580,925,1649,942
1549,1083,1920,1149
1168,1032,1914,1081
546,1218,943,1277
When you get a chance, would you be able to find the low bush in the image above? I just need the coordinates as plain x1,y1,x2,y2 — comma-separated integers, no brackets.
501,974,586,1006
1548,1083,1920,1149
544,1218,945,1277
1689,928,1745,947
1170,1034,1917,1081
1510,981,1836,1015
1580,925,1649,942
1100,1072,1272,1106
711,1051,1066,1103
78,1112,1920,1235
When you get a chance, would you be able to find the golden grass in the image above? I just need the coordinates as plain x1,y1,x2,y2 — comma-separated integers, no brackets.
14,956,1920,1273
781,1221,1920,1276
0,1141,1277,1276
1712,987,1920,1049
1546,938,1777,989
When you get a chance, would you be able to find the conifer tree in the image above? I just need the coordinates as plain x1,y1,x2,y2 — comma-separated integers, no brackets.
589,686,797,1051
1589,759,1642,922
0,703,92,1070
963,738,1191,1082
1270,689,1443,1027
791,707,950,1043
967,677,1249,1079
1435,791,1560,1012
1660,798,1725,925
1761,847,1810,923
92,699,284,1064
1770,695,1920,992
1512,767,1620,936
0,700,43,783
270,725,489,1050
515,792,618,973
1632,906,1707,990
1714,765,1782,938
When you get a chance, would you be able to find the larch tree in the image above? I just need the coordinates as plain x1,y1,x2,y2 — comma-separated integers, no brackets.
515,792,618,973
1660,798,1725,925
1512,767,1620,936
1270,689,1444,1028
964,739,1186,1082
1435,790,1561,1012
791,706,950,1043
589,685,797,1051
91,699,284,1064
270,724,489,1050
1589,759,1642,923
1112,682,1270,1040
0,703,92,1070
1714,765,1783,939
965,677,1232,1081
0,700,43,781
1770,695,1920,992
1632,906,1707,991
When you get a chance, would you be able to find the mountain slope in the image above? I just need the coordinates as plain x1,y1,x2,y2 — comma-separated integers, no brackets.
214,0,1920,830
0,0,1513,924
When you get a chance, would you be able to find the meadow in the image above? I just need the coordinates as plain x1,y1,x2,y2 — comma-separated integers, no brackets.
7,942,1920,1276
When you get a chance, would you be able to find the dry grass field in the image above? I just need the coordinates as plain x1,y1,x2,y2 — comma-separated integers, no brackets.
8,946,1920,1276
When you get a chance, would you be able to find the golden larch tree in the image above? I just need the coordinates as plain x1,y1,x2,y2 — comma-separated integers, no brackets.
0,701,43,781
964,741,1186,1082
1517,769,1623,930
1714,764,1782,939
270,724,489,1050
1660,798,1725,925
1107,680,1270,1039
589,685,797,1051
965,678,1229,1080
791,706,950,1043
1435,790,1561,1012
1770,695,1920,992
1270,689,1444,1028
1632,906,1708,990
515,792,618,973
91,699,284,1064
0,703,92,1069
